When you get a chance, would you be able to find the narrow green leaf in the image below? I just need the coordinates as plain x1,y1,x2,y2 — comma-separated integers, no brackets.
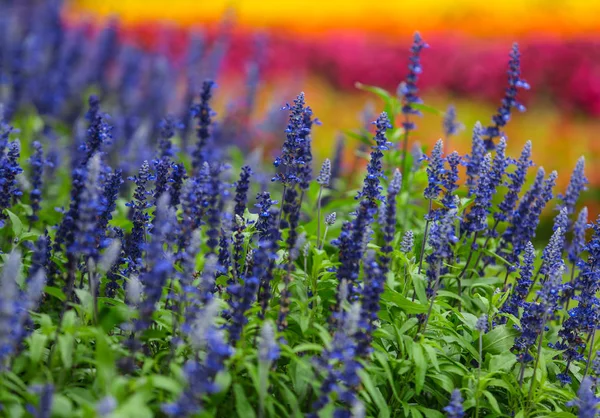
412,342,427,395
358,369,390,418
234,383,256,418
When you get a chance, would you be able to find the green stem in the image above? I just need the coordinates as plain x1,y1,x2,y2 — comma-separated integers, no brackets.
316,186,324,248
320,226,329,251
476,333,483,418
417,199,433,275
584,330,596,377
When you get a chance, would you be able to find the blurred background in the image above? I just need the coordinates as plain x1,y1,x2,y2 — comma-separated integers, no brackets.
21,1,600,212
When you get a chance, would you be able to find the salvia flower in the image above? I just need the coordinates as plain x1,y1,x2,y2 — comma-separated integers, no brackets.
567,377,599,418
499,241,535,322
28,141,47,222
71,154,104,260
0,139,23,227
476,314,489,333
0,250,22,366
569,207,589,265
462,154,493,235
136,194,174,332
399,32,428,131
495,140,533,222
191,80,216,171
325,212,337,226
411,142,424,173
381,169,402,268
555,219,600,382
444,389,465,418
484,43,530,149
316,158,331,186
255,192,278,241
259,321,280,363
125,160,154,273
356,250,385,355
423,139,445,201
400,230,414,254
464,122,486,196
234,165,252,220
513,266,563,364
540,225,566,276
425,209,458,294
560,156,588,216
499,166,545,262
441,151,461,210
97,169,123,247
443,105,464,138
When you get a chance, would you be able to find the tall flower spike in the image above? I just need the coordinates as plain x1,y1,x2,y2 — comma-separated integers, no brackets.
462,154,493,235
441,151,461,210
423,139,445,200
233,166,252,220
555,218,600,383
0,250,22,365
191,80,216,171
71,154,104,260
0,138,23,228
567,377,599,418
28,141,46,223
540,226,566,276
569,207,589,265
399,32,428,132
464,122,486,196
356,250,385,356
499,241,535,322
489,137,509,190
380,169,402,271
444,389,465,418
316,158,331,186
443,105,463,138
400,230,414,254
560,156,587,216
495,140,533,222
484,43,530,149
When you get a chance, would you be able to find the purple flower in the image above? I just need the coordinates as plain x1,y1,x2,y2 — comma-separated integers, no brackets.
234,166,253,220
191,80,216,171
464,122,486,196
423,139,445,201
399,32,428,132
443,105,463,138
569,207,589,265
380,169,402,269
499,242,535,322
484,43,530,149
495,140,533,222
444,389,465,418
560,156,587,216
567,377,599,418
441,151,461,210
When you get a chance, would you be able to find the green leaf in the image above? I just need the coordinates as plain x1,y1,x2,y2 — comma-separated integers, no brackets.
44,286,67,302
234,383,256,418
411,102,443,115
6,209,23,237
58,334,74,368
381,289,428,314
482,325,518,355
292,343,324,354
482,390,502,414
28,332,48,365
150,375,182,394
358,369,390,418
51,395,74,418
411,342,427,395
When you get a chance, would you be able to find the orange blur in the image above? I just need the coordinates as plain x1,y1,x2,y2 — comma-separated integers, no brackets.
69,0,600,39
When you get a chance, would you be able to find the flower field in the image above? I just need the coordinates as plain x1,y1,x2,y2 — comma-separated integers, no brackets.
1,1,600,417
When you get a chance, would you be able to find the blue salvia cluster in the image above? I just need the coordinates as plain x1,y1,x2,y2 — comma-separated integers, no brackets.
0,11,598,415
